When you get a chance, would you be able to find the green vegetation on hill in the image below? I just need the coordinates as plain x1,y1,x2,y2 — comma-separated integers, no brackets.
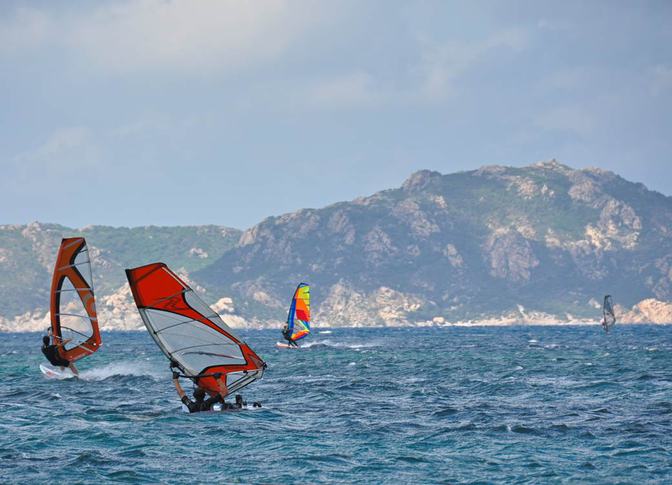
0,223,241,317
2,161,671,326
195,161,672,323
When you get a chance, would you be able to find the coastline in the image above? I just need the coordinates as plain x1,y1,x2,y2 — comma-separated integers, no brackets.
2,319,670,333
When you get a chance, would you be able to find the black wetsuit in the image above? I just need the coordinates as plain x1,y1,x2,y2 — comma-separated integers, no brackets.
282,327,298,347
41,344,70,367
181,394,223,413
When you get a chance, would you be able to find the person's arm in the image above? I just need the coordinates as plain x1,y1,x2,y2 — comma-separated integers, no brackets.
55,338,72,349
173,373,198,412
172,372,187,400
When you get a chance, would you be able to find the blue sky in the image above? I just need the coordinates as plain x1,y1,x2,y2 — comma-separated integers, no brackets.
1,1,670,229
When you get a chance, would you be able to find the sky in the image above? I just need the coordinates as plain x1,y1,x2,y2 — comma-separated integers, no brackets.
1,0,671,230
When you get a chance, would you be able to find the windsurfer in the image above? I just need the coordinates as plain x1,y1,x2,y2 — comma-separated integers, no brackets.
171,364,230,412
602,295,616,333
282,324,298,347
41,335,79,376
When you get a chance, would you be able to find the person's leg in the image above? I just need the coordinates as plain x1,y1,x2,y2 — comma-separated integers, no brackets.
69,363,79,376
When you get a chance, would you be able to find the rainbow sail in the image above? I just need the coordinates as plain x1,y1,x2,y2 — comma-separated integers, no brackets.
287,283,311,341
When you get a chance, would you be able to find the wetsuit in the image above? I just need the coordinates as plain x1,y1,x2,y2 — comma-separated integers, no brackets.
41,344,70,367
181,394,223,413
282,327,298,347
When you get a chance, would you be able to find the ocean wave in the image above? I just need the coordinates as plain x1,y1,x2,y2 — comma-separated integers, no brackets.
79,361,163,381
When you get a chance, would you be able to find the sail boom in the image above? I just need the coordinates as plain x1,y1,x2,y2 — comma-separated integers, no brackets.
57,261,92,271
55,313,98,321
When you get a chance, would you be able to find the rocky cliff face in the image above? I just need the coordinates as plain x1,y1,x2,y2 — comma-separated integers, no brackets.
2,161,672,331
195,160,672,326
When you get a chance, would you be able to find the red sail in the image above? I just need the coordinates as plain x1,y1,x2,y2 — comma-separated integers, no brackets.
50,237,101,363
126,263,265,396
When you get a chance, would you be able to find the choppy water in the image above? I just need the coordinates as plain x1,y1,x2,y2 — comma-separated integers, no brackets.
1,326,671,484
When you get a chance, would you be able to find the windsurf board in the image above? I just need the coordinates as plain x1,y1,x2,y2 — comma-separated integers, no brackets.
39,363,75,379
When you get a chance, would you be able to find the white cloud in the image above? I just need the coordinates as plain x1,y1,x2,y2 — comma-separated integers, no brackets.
1,2,529,112
414,28,528,101
8,127,102,189
302,27,530,110
1,0,324,74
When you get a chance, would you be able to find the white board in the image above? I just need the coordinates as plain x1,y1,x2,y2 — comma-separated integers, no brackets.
276,342,300,349
39,363,75,379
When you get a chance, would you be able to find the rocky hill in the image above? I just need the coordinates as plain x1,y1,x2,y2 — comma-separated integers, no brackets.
195,160,672,326
0,223,240,331
2,161,672,331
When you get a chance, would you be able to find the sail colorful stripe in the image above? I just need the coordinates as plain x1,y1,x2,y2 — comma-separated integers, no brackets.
287,283,311,341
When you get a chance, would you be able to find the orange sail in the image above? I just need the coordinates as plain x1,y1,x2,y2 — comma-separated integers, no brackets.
49,237,102,363
125,262,265,396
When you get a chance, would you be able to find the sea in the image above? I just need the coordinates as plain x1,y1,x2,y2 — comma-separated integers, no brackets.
1,325,671,484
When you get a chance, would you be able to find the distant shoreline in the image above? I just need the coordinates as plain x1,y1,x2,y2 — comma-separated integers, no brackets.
3,321,670,333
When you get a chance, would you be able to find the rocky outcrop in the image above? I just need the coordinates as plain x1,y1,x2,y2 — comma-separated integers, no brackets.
483,228,539,282
0,223,242,328
2,161,672,331
316,284,426,327
619,299,672,324
196,160,672,326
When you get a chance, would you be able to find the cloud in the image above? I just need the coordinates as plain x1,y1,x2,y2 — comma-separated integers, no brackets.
302,27,530,110
1,2,529,112
1,0,323,74
5,127,102,191
414,28,528,101
14,127,93,164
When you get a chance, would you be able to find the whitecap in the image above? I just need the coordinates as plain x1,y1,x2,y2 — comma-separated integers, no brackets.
301,339,379,350
79,361,163,381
